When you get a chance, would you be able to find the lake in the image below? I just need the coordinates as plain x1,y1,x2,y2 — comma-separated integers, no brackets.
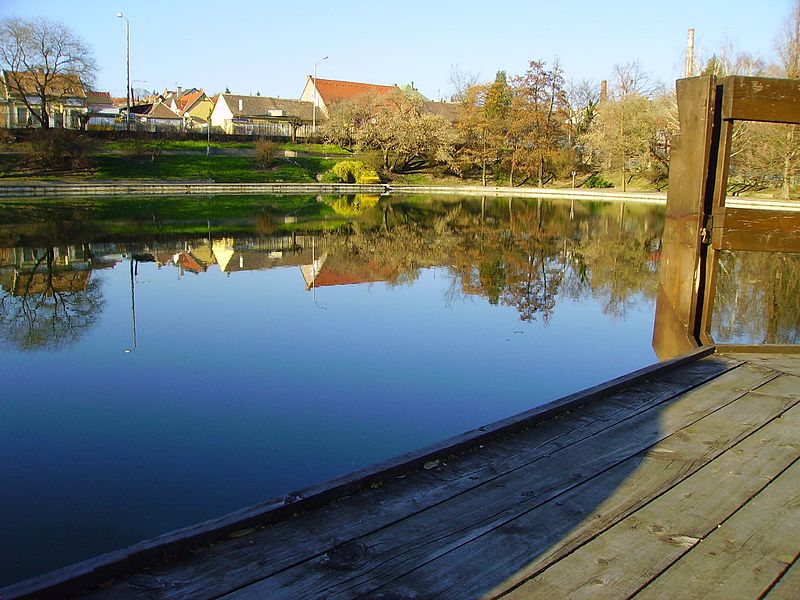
1,194,670,584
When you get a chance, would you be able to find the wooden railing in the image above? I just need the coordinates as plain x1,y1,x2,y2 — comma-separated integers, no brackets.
654,75,800,357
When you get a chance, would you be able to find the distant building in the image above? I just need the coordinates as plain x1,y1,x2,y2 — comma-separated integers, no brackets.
209,93,314,139
0,70,87,129
124,100,183,131
300,77,398,118
84,91,119,130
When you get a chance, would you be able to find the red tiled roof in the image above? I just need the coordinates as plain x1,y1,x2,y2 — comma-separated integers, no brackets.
313,78,397,105
176,89,205,113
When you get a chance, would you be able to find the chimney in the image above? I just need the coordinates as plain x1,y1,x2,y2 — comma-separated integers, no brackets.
238,99,243,112
600,80,608,102
176,85,182,97
685,28,696,78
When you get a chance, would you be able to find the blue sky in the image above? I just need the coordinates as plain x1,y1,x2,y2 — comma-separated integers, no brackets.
1,0,794,99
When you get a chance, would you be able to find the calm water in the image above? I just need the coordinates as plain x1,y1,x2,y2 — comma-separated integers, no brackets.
1,195,669,584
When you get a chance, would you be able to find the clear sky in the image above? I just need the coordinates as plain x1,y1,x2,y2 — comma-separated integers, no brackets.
1,0,794,100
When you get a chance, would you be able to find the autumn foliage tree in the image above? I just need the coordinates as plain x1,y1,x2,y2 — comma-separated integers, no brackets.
505,60,570,187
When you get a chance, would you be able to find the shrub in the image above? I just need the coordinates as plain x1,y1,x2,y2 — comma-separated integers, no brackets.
331,160,381,184
584,174,614,188
254,139,279,168
26,129,95,170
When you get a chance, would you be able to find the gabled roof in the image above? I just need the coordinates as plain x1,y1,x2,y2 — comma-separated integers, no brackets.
127,101,182,119
222,94,315,121
2,70,86,98
86,91,114,107
175,89,206,114
147,101,182,120
311,78,397,105
424,100,460,122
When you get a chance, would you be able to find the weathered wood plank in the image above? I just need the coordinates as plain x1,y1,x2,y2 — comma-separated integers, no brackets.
765,557,800,599
499,392,800,599
363,372,800,600
712,207,800,253
725,353,800,376
635,458,800,599
721,76,800,124
219,364,783,599
79,357,738,600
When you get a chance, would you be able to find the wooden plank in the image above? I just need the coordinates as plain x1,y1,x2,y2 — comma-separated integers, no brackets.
635,458,800,599
765,557,800,599
500,392,800,599
1,348,722,600
218,364,784,599
721,76,800,124
725,353,800,376
712,207,800,253
81,356,739,600
364,373,800,600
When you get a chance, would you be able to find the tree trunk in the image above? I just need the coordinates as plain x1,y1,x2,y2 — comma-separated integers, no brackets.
538,156,544,187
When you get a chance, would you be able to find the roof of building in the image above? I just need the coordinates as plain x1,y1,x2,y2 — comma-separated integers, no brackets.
221,94,315,121
147,101,182,120
311,77,397,105
423,100,461,122
175,89,207,114
1,70,86,99
86,91,115,107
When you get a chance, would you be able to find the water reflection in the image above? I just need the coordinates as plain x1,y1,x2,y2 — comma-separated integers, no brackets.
0,246,104,351
1,196,670,585
0,198,665,351
712,250,800,344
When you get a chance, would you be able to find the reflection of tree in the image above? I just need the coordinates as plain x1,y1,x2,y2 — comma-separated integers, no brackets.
713,251,800,344
0,248,104,351
575,233,660,318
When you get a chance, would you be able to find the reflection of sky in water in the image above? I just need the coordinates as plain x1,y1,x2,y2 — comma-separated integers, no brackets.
0,243,659,585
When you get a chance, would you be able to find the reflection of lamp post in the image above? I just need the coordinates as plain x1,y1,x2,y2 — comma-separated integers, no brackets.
116,12,131,132
312,55,328,136
125,253,137,352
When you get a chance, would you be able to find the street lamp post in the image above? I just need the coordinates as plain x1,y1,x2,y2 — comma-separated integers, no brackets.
116,12,131,132
312,55,328,136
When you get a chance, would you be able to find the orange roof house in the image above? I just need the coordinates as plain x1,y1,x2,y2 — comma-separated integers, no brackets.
300,77,398,117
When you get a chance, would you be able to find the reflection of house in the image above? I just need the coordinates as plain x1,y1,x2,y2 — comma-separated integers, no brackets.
11,269,91,296
210,93,314,138
300,77,397,118
0,70,87,128
300,253,394,289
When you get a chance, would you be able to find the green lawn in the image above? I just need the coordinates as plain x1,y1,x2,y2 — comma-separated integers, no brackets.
90,155,338,182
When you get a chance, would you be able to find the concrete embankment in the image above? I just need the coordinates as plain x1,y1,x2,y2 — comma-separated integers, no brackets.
0,181,796,210
0,180,665,202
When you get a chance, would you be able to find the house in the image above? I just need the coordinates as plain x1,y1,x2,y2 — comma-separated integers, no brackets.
299,77,398,118
173,89,214,130
0,70,87,128
125,101,183,131
84,91,119,130
209,93,314,139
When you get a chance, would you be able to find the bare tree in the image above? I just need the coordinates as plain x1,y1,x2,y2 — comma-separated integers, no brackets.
448,64,481,102
776,0,800,78
0,17,96,128
612,61,658,98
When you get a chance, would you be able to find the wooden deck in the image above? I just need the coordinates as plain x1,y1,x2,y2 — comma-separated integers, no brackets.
5,350,799,599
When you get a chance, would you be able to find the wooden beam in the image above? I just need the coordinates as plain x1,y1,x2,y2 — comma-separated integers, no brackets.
712,207,800,253
720,76,800,124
